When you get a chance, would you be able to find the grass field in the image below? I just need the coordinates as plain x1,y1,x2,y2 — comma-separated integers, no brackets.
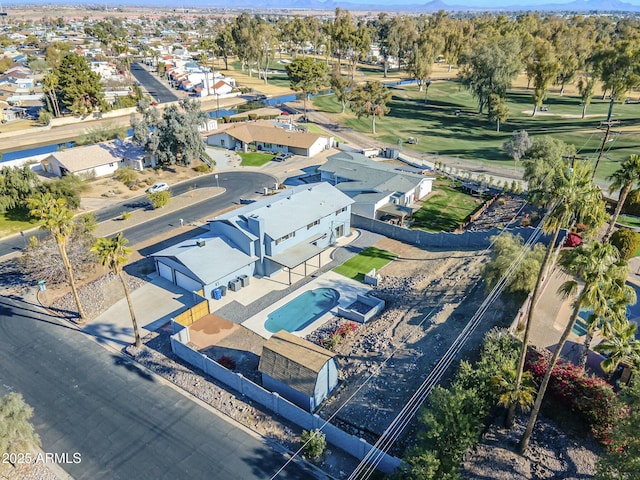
0,208,39,238
412,178,487,232
238,152,274,167
333,246,397,282
303,123,347,144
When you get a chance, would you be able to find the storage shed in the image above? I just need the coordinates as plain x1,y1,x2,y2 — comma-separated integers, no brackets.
259,330,338,412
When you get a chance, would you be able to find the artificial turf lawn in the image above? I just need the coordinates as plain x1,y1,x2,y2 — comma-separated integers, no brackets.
333,247,397,282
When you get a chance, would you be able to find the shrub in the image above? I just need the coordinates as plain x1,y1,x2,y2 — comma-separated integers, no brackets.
321,322,357,351
300,429,326,460
147,190,171,209
193,164,212,173
248,113,258,121
621,187,640,216
38,110,52,126
217,355,236,370
120,211,132,221
115,167,138,186
610,227,640,260
43,174,86,210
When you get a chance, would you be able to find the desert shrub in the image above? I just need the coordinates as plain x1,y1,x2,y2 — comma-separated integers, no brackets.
38,110,52,126
147,190,171,209
193,164,212,173
120,211,132,221
248,113,258,120
115,167,138,186
610,227,640,260
321,322,357,351
300,429,326,460
217,355,236,370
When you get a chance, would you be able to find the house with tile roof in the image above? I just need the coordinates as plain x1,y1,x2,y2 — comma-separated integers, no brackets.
319,151,434,220
259,330,338,412
205,121,333,157
152,182,353,297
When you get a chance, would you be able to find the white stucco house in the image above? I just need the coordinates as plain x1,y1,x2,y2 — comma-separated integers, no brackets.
318,151,434,220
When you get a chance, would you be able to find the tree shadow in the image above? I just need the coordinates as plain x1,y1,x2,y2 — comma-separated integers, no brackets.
112,354,155,382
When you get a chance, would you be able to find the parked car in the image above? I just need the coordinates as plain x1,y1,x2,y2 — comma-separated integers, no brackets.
274,152,293,162
146,182,169,193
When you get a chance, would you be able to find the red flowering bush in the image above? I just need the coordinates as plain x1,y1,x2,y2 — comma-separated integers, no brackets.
525,350,624,445
322,322,358,351
218,355,237,370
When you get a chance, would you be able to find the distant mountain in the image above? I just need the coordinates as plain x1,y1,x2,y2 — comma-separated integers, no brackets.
7,0,640,11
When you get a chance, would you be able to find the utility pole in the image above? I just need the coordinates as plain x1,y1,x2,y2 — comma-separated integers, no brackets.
592,120,620,180
562,154,589,169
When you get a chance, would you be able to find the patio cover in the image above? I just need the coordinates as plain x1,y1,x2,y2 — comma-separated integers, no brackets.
377,203,414,218
266,234,326,284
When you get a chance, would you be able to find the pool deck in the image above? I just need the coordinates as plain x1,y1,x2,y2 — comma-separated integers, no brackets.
241,270,371,339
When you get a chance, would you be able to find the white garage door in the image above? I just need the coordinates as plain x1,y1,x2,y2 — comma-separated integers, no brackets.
158,262,173,282
175,271,201,293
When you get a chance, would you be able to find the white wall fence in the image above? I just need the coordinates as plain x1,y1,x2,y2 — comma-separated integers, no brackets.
170,326,401,474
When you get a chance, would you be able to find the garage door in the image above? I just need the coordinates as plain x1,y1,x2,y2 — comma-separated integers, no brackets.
158,262,173,282
175,271,201,293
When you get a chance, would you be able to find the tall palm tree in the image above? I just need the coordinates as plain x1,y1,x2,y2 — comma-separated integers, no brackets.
595,320,640,374
579,281,636,369
604,154,640,243
518,241,627,453
91,233,141,347
27,193,87,321
506,161,606,428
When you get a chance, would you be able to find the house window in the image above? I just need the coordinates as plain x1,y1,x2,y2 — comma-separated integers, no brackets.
264,143,272,148
109,163,115,167
336,207,347,215
275,231,296,245
307,220,320,229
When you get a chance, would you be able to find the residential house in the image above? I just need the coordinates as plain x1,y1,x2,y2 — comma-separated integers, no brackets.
259,330,339,412
42,140,155,178
319,151,434,220
152,182,353,298
205,121,333,157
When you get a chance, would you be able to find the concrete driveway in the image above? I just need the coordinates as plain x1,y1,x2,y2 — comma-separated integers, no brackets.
85,274,196,350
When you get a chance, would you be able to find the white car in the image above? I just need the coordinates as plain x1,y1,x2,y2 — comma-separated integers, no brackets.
146,182,169,193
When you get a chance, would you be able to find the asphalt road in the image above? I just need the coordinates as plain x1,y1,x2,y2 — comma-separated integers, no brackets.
0,296,317,480
130,62,179,104
0,171,276,258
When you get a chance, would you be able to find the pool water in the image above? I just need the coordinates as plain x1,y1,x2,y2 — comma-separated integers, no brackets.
265,288,340,334
573,282,640,339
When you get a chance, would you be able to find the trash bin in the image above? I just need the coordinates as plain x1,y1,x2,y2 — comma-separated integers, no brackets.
229,279,241,292
219,285,227,296
239,274,250,287
212,288,222,300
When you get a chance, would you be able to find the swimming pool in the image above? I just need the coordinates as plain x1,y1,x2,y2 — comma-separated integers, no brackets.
264,288,340,334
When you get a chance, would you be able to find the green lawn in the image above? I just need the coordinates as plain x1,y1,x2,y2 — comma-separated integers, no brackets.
311,81,640,183
618,214,640,228
412,179,487,232
333,247,397,282
238,152,275,167
0,208,40,238
303,123,347,144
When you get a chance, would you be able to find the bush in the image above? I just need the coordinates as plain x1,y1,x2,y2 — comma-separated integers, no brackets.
621,187,640,216
610,227,640,260
300,429,326,460
120,211,132,221
115,167,138,186
147,190,171,209
43,174,87,210
38,110,52,126
193,164,212,173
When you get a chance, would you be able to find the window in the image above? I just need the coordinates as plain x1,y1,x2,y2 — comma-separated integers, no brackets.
336,207,347,215
275,231,296,245
307,220,319,230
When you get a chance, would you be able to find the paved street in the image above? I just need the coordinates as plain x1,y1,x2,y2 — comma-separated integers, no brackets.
130,62,179,104
0,296,318,480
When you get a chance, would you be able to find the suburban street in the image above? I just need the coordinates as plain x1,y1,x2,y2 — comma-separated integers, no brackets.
130,62,179,104
0,295,317,480
0,171,276,258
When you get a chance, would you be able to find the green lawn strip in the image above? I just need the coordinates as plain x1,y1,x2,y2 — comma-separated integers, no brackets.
618,215,640,228
238,152,275,167
303,123,347,144
333,247,397,282
412,179,486,232
0,208,40,238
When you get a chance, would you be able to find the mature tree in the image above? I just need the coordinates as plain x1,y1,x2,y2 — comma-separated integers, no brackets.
231,13,260,75
591,40,640,121
407,25,442,101
214,21,234,70
577,74,597,119
132,98,207,167
610,228,640,260
595,379,640,479
330,63,352,114
0,166,40,212
374,13,392,77
329,8,357,73
502,130,533,167
27,193,87,321
528,39,558,116
285,57,329,118
595,320,640,374
488,93,509,132
604,154,640,242
387,15,417,73
92,233,141,347
519,241,627,453
0,392,40,470
42,71,61,118
255,20,278,84
523,136,576,192
348,80,392,134
483,232,546,300
54,53,107,116
459,35,522,114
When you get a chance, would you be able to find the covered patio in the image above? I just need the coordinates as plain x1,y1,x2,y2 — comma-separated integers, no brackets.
266,234,329,285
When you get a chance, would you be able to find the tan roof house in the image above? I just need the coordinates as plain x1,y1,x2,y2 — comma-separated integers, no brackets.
42,140,156,178
205,121,333,157
259,330,339,412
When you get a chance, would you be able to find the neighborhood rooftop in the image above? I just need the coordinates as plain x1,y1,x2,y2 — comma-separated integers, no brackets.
207,121,328,149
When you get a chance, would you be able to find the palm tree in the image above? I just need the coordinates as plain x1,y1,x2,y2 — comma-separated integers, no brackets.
579,282,636,369
518,241,627,453
491,364,536,426
27,193,87,321
604,154,640,243
91,233,141,347
595,320,640,374
507,161,606,428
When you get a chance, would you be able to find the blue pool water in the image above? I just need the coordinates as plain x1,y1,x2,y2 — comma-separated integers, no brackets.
573,282,640,339
265,288,340,334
